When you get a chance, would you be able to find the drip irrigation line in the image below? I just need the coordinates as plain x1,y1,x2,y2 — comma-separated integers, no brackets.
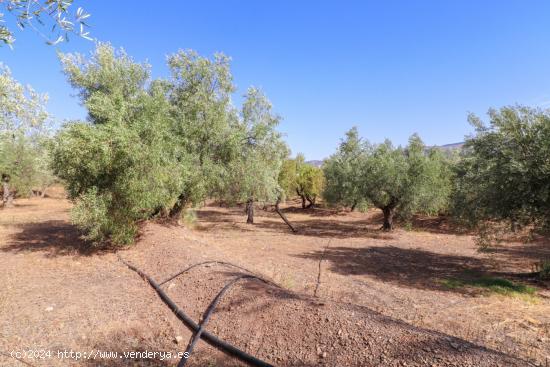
117,255,273,367
159,260,280,288
178,274,269,367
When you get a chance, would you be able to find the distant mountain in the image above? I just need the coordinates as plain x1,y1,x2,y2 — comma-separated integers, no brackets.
437,142,464,151
305,160,324,168
304,142,464,167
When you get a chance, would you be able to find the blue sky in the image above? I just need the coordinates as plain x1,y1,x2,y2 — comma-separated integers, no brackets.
2,1,550,160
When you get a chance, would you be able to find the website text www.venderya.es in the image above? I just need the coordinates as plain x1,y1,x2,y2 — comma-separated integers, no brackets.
10,349,190,362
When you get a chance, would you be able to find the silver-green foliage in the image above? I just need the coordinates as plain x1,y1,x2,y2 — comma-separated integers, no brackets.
453,106,550,231
52,44,183,244
51,44,287,244
1,0,91,47
362,135,452,223
166,50,241,210
0,64,54,199
324,129,451,229
224,87,288,207
323,127,367,210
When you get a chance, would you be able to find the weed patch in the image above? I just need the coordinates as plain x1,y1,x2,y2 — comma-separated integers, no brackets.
439,275,537,297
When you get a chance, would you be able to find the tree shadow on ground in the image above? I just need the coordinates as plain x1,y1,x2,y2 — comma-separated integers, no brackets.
407,215,471,236
195,209,249,229
493,237,550,263
278,205,348,217
0,220,112,257
253,217,395,239
380,336,529,367
295,245,496,293
196,207,393,239
212,270,316,316
196,206,466,240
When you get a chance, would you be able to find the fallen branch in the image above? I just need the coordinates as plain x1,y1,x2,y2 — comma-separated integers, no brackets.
275,199,297,233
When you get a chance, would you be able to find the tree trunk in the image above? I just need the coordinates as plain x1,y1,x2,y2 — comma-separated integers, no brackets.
382,206,394,231
2,175,13,208
246,199,254,224
350,201,357,212
300,195,306,209
169,193,187,220
382,207,394,231
306,195,316,208
275,198,297,232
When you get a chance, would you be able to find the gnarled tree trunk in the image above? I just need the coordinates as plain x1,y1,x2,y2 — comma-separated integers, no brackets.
1,174,13,208
350,200,357,212
305,195,316,208
246,198,254,224
169,192,187,220
382,206,395,231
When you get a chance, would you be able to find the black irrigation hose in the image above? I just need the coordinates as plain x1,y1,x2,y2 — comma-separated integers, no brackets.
159,260,259,286
117,255,274,367
178,274,267,367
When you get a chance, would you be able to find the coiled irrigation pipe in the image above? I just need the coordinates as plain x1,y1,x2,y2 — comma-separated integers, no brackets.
117,255,274,367
178,274,270,366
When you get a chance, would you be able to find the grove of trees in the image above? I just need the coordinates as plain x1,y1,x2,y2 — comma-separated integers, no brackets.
0,65,54,207
323,130,451,230
49,43,288,244
1,32,549,255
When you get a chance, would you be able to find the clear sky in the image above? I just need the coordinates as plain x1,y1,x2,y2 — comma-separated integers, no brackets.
2,1,550,160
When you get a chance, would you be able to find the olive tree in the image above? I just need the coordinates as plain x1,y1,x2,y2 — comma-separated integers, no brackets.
325,130,451,230
323,127,367,211
361,135,451,230
453,106,550,232
0,64,52,207
278,157,298,201
224,87,288,224
52,44,289,243
165,50,241,218
51,44,184,244
295,158,324,208
278,154,324,209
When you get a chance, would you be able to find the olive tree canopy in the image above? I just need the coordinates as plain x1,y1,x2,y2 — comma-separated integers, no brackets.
453,106,550,232
324,129,451,230
0,64,53,206
224,87,288,224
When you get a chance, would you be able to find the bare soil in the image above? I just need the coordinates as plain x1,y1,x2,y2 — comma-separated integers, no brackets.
1,196,549,366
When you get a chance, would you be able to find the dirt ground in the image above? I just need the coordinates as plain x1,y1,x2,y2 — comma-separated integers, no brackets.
1,196,549,366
